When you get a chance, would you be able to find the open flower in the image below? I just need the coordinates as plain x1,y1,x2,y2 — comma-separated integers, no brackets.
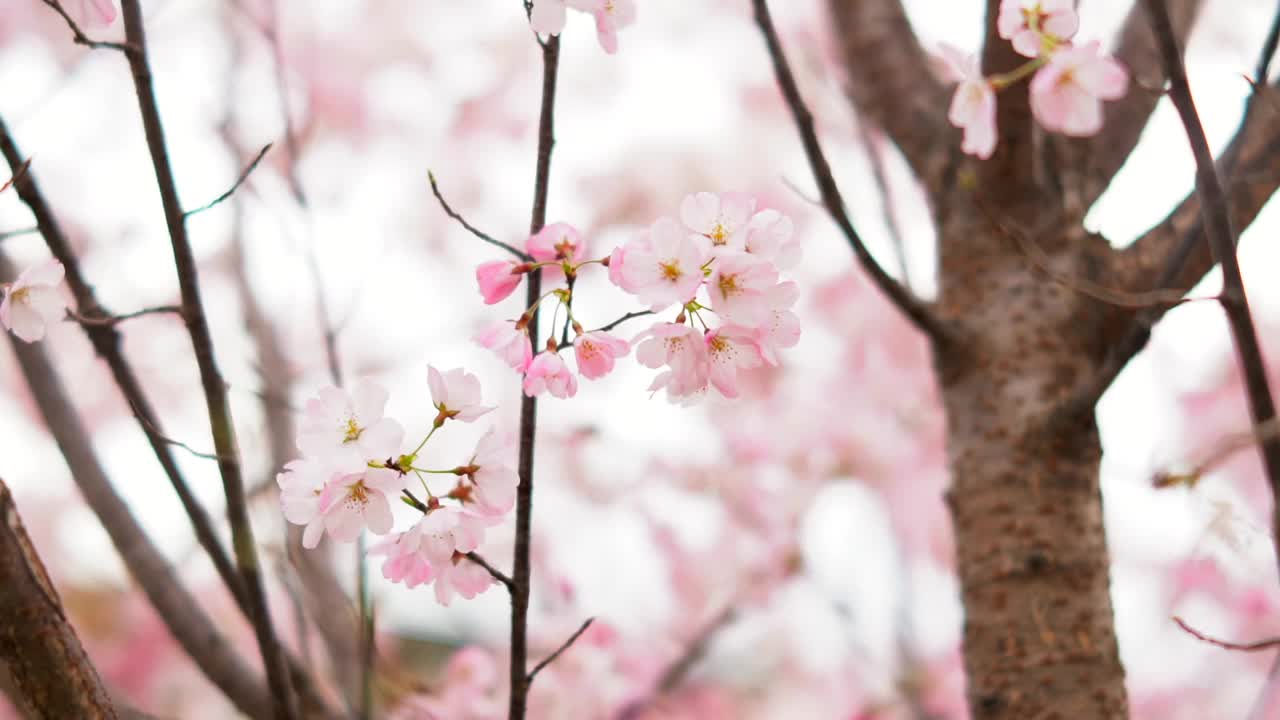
635,322,709,403
574,331,630,380
475,321,533,372
309,466,407,547
680,192,756,257
613,217,706,311
591,0,637,54
707,252,778,328
1,259,67,343
939,45,997,159
428,366,494,424
476,260,525,305
528,222,586,264
297,382,403,472
277,459,336,550
742,209,800,270
465,428,519,516
523,351,579,399
705,327,763,399
998,0,1078,58
754,281,801,366
1030,41,1128,136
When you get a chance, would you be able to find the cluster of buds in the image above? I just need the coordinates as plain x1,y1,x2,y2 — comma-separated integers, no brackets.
529,0,637,54
474,191,802,404
277,369,517,604
942,0,1129,158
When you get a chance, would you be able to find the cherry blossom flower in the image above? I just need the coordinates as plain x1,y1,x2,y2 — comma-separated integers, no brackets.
524,351,579,399
707,252,778,327
529,0,598,36
432,551,495,605
476,259,525,305
635,322,709,402
369,530,436,589
277,458,335,550
475,321,534,372
998,0,1078,58
465,428,519,516
528,222,586,265
939,45,997,159
680,192,755,256
742,209,800,270
428,366,494,424
607,241,642,293
706,327,763,399
297,382,404,472
574,331,631,380
613,217,707,311
1030,41,1128,137
309,466,407,547
754,281,801,366
0,258,66,343
591,0,638,54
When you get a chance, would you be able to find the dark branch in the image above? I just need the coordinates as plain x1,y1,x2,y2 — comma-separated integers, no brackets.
0,226,39,242
184,144,272,218
428,171,532,262
38,0,133,52
0,157,30,194
465,552,514,592
1173,617,1280,653
752,0,952,348
593,310,654,333
68,304,182,327
527,618,594,684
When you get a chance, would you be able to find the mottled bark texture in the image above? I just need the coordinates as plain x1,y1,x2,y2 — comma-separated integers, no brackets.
820,0,1280,717
0,478,118,719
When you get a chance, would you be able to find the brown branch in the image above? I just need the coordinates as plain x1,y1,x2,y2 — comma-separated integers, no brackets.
38,0,133,52
508,29,559,720
0,157,30,194
753,0,952,349
827,0,950,189
1144,0,1280,583
593,310,654,334
67,304,183,327
1062,0,1205,210
0,226,39,242
428,171,532,261
977,0,1037,197
184,144,271,218
1153,416,1280,489
1173,616,1280,652
0,477,118,719
117,2,298,716
526,618,594,684
617,605,737,720
464,552,514,592
858,124,911,289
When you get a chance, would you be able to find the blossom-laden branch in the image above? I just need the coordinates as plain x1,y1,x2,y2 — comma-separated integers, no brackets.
1143,0,1280,585
116,2,298,717
0,477,118,719
750,0,951,349
1173,617,1280,653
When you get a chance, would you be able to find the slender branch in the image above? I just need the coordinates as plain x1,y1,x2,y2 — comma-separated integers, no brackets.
593,310,654,334
38,0,133,52
0,477,118,719
465,552,514,592
67,304,182,327
1144,0,1280,583
508,30,559,720
1173,617,1280,652
428,171,532,261
751,0,951,348
184,144,271,218
0,226,39,242
858,124,911,290
617,605,737,720
0,157,30,194
117,2,298,717
526,618,594,684
1153,417,1280,489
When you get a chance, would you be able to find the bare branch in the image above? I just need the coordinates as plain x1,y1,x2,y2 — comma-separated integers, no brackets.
38,0,133,52
428,171,532,261
827,0,950,189
117,2,298,715
464,552,514,592
0,478,118,719
184,144,272,219
0,226,39,242
67,304,182,327
1173,616,1280,652
592,310,654,334
0,157,30,194
526,618,594,684
753,0,953,349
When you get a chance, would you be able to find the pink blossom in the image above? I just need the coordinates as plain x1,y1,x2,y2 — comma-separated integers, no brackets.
0,258,66,343
466,428,519,516
528,222,586,265
680,192,756,256
742,209,800,270
369,529,437,588
705,327,763,399
574,331,631,380
523,351,579,399
754,281,801,366
614,217,706,311
529,0,598,36
591,0,637,54
1030,42,1128,137
276,458,335,549
607,242,641,293
310,466,407,547
635,322,709,402
432,552,495,605
428,366,494,424
998,0,1078,58
476,259,524,305
939,45,997,159
474,321,533,372
707,252,778,327
76,0,117,27
297,382,404,472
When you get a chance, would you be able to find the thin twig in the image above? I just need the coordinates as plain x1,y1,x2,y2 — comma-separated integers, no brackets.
526,618,594,684
617,605,737,720
428,171,532,262
750,0,951,347
464,552,514,592
1145,0,1280,584
507,29,560,720
67,304,182,327
184,144,272,218
0,157,30,194
38,0,133,52
593,310,654,333
118,2,299,717
0,226,39,242
857,124,911,290
1173,616,1280,652
1153,416,1280,488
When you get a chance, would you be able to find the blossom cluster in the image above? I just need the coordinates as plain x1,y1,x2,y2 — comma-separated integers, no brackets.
941,0,1129,158
0,258,67,343
529,0,636,54
473,191,802,404
277,370,517,604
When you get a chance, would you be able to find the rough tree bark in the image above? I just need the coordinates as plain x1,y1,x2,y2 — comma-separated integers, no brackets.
824,0,1280,717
